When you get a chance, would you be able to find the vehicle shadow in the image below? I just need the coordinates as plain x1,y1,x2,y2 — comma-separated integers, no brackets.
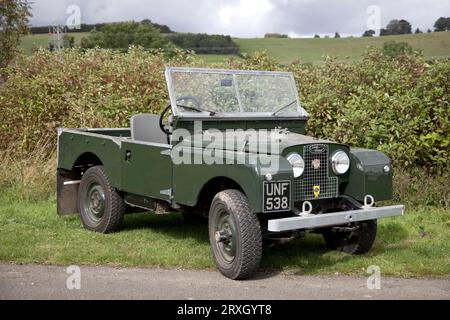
121,212,410,278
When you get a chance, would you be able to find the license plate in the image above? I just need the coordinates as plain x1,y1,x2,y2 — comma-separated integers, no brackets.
263,181,291,212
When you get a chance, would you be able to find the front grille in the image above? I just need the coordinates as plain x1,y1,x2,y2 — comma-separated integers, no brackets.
293,144,338,201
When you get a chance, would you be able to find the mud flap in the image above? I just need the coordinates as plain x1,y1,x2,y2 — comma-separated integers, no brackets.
57,169,79,215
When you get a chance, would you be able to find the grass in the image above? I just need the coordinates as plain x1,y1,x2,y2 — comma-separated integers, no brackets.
235,32,450,64
20,31,450,64
1,197,449,277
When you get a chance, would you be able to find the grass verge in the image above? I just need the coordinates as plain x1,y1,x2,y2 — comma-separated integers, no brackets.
0,198,448,277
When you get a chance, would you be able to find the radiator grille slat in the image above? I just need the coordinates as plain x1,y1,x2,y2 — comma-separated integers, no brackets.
293,144,338,201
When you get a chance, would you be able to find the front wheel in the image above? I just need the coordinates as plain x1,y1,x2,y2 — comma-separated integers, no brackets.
322,220,377,254
209,190,262,280
77,166,125,233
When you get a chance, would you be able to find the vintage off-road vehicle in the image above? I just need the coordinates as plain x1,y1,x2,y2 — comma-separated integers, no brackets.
57,67,404,279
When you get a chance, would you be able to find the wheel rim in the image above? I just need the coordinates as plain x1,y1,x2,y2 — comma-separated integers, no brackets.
213,208,237,264
84,182,106,223
339,223,362,248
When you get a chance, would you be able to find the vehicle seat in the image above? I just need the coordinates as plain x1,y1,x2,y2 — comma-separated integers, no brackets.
130,113,168,144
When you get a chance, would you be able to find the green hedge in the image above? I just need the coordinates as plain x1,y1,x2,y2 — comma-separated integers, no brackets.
0,47,448,174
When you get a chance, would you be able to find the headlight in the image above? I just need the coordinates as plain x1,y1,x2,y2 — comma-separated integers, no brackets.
287,153,305,178
331,150,350,174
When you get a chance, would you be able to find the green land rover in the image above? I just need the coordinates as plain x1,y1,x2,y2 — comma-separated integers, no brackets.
57,67,404,279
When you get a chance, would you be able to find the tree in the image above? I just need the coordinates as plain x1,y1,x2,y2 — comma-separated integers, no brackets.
314,34,320,38
380,19,412,36
0,0,32,72
427,28,432,33
433,17,450,32
414,28,422,34
81,21,171,51
362,29,375,37
334,32,340,38
141,19,173,33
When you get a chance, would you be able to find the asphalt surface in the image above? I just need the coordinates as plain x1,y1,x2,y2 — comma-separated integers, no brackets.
0,263,448,300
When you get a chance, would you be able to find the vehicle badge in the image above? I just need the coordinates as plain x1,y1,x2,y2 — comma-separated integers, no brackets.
313,185,321,198
312,159,321,170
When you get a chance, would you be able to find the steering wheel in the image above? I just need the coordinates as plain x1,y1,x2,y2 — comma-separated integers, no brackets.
159,104,172,135
159,96,202,135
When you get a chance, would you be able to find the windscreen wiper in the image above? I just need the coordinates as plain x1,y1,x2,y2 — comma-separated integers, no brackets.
272,100,297,116
176,104,216,116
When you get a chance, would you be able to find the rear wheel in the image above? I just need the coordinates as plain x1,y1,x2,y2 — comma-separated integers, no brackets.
322,220,377,254
208,190,262,280
78,166,125,233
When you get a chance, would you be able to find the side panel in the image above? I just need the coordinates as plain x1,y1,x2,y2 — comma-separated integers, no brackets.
121,141,172,200
57,130,123,188
343,148,392,202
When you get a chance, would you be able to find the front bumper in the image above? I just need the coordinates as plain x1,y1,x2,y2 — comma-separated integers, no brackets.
267,205,404,232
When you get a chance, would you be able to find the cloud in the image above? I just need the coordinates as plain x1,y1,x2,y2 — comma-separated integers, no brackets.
30,0,450,37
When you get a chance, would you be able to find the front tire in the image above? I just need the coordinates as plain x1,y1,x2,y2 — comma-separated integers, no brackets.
322,220,377,254
209,190,262,280
78,166,125,233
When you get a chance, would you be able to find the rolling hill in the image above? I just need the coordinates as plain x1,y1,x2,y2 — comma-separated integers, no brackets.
20,31,450,65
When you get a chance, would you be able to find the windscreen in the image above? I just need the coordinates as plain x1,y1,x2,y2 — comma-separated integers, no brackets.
166,67,307,116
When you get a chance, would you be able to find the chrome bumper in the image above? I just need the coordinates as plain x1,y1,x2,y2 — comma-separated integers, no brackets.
267,205,405,232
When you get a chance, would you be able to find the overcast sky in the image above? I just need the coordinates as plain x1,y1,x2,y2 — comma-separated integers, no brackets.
30,0,449,37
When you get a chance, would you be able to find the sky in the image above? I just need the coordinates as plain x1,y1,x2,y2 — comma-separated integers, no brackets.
29,0,450,38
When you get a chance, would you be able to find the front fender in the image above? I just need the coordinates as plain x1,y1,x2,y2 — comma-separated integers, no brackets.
172,150,293,213
343,148,392,202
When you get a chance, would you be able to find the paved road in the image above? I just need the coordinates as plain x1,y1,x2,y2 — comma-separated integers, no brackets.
0,263,448,300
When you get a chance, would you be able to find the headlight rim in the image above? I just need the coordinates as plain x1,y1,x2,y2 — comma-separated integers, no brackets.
286,152,305,178
331,150,350,175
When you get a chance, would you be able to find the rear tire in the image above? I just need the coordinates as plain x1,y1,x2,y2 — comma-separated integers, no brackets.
208,190,262,280
322,220,377,254
77,166,125,233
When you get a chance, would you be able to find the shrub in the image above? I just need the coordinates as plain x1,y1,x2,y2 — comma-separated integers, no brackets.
0,46,448,176
264,33,288,38
167,33,239,54
381,41,414,58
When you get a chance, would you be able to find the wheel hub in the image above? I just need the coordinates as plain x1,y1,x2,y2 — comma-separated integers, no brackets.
85,183,105,222
214,212,237,263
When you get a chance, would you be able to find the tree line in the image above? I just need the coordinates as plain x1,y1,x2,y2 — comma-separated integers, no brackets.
29,19,173,34
362,17,449,37
80,21,239,54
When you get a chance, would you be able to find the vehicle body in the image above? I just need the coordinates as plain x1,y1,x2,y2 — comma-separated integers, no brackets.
57,67,404,279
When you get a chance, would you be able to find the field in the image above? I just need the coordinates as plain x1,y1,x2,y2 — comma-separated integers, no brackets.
20,31,450,64
19,32,86,54
235,32,450,64
0,197,448,277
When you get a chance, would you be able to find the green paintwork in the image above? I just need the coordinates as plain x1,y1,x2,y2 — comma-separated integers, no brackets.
121,141,172,201
58,129,123,188
343,148,392,202
57,115,394,214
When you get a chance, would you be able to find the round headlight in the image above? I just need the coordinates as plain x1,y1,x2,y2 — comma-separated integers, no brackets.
331,150,350,174
287,153,305,178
